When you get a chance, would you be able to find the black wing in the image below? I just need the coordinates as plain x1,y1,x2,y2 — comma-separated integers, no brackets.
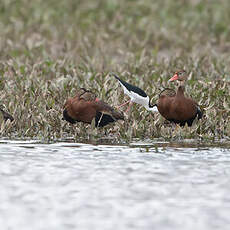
95,112,116,127
112,73,148,98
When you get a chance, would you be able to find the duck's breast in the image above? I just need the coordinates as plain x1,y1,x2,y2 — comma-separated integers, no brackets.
171,97,198,121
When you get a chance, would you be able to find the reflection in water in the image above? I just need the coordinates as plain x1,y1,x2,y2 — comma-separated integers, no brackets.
0,139,229,230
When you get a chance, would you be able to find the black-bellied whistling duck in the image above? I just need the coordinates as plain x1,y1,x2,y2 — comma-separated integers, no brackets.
156,70,203,127
0,105,14,122
63,88,124,127
110,73,158,112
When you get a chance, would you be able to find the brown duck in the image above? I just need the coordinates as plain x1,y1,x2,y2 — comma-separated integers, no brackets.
156,70,203,127
63,88,124,127
0,105,14,122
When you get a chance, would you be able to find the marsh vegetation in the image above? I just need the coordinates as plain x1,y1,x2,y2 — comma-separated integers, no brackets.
0,0,229,141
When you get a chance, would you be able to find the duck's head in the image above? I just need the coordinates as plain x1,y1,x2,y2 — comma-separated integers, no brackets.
169,70,187,82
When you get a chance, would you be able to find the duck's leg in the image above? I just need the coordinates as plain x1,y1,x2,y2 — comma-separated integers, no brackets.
116,100,130,109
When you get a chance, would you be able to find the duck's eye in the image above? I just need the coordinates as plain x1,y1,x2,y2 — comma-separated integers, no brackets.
178,71,185,76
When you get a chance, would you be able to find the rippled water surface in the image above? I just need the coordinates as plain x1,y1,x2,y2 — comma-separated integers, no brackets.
0,139,230,230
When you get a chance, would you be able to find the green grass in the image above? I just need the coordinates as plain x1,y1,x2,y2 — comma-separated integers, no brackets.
0,0,229,141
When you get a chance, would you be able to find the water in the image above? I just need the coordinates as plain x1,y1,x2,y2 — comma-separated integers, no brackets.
0,139,230,230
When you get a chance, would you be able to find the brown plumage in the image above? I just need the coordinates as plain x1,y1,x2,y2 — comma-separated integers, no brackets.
156,70,203,127
63,88,124,127
0,105,14,122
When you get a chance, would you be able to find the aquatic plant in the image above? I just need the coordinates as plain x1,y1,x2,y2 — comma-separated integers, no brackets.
0,0,229,141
